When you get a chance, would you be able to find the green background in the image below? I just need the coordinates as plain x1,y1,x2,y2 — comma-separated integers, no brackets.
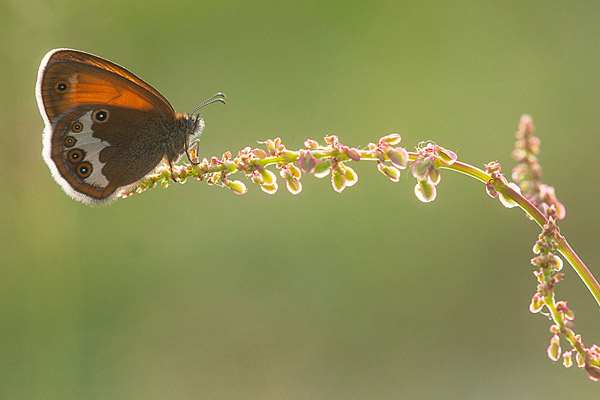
2,1,600,398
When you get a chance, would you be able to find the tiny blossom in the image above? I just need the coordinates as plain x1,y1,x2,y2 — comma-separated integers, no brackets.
286,178,302,195
563,351,573,368
386,147,409,169
252,149,267,159
332,171,346,193
261,169,276,185
437,147,458,165
485,181,498,198
548,334,561,362
529,292,544,313
377,162,401,182
344,166,358,187
313,160,331,178
298,150,317,173
261,182,278,194
304,139,319,150
344,147,361,161
226,180,248,195
586,363,600,381
380,133,402,145
411,158,431,180
414,180,436,203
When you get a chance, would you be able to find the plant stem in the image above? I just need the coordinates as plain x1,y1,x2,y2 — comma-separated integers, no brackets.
441,160,600,308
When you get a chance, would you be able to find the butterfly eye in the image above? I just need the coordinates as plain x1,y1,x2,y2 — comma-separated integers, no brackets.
76,162,93,178
92,109,109,123
55,82,68,92
71,121,83,133
67,148,86,164
63,136,76,148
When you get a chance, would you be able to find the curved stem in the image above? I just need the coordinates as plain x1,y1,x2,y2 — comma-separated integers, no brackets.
441,160,600,308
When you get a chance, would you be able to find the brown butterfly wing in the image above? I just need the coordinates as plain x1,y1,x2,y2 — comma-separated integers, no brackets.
48,105,175,202
37,49,175,123
36,49,178,203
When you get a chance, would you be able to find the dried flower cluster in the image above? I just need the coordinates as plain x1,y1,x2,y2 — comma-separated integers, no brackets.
120,133,456,201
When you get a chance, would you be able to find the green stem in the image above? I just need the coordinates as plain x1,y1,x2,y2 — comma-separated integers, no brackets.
441,160,600,308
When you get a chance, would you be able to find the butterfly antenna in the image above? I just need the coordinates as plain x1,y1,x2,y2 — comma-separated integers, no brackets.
192,92,226,115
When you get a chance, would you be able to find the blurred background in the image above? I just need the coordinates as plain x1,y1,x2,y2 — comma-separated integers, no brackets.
2,0,600,398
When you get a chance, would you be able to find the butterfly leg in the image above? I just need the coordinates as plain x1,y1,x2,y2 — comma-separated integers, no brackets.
185,139,200,165
169,161,178,182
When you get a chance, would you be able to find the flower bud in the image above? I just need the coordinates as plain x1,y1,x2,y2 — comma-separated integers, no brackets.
529,293,544,313
324,135,339,146
344,147,361,161
228,180,248,195
585,363,600,381
266,139,276,155
252,149,267,159
427,168,441,185
547,334,561,362
261,183,278,194
386,147,409,169
304,139,319,150
298,150,317,173
563,351,573,368
332,171,346,193
344,166,358,187
313,160,331,178
411,159,431,180
260,169,276,185
414,180,436,202
485,181,498,198
379,133,402,146
377,163,400,182
436,147,457,165
287,164,301,179
286,178,302,195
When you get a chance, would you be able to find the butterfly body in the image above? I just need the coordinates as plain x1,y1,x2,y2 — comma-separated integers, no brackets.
36,49,206,204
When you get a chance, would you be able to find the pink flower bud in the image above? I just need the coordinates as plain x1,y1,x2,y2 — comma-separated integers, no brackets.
260,169,276,185
266,139,276,155
304,139,319,150
563,351,573,368
332,171,346,193
344,147,361,161
386,147,409,169
228,180,247,195
261,183,278,194
252,149,267,159
313,160,331,178
436,147,457,165
585,363,600,381
288,164,301,179
485,181,498,198
298,151,317,173
547,334,561,362
379,133,402,146
529,293,544,313
427,168,441,185
414,180,436,203
324,135,339,146
411,159,431,180
377,163,400,182
518,114,534,135
344,166,358,187
286,178,302,195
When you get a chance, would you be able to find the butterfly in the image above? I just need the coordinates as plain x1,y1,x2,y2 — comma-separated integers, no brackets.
36,48,224,204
